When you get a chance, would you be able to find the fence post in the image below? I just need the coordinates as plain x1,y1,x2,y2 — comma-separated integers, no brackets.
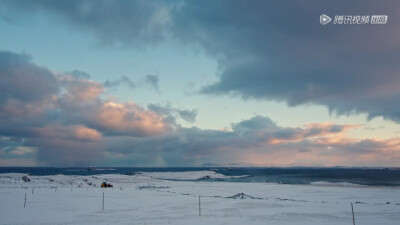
199,195,201,216
24,193,26,208
102,192,104,211
351,202,355,225
32,187,34,194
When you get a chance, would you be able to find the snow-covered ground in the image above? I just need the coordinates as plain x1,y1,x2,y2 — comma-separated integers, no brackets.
0,171,399,225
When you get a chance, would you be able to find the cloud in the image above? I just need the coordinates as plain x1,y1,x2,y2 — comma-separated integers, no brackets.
0,49,397,167
1,0,172,46
65,69,91,79
177,1,400,122
27,137,103,166
0,50,59,103
1,1,400,166
0,50,172,165
177,109,197,123
60,75,104,102
85,101,170,137
0,137,35,157
147,103,174,115
0,137,38,166
104,75,136,89
4,0,400,123
104,74,159,92
148,103,197,123
231,116,276,132
33,125,102,142
298,149,311,153
144,74,159,91
101,116,399,167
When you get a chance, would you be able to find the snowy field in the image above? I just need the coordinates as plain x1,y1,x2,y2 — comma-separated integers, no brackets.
0,171,399,225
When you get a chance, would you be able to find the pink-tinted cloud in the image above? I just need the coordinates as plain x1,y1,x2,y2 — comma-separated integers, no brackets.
33,125,102,142
266,123,362,145
0,50,172,166
100,117,399,167
237,135,400,167
86,101,169,136
0,50,399,167
59,75,104,102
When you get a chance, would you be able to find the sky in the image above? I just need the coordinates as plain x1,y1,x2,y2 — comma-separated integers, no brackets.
0,0,399,167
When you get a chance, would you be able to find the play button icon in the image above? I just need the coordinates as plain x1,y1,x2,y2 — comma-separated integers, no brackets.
320,14,331,25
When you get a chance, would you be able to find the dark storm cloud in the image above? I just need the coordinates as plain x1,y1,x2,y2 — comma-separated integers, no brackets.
177,1,400,122
0,0,171,46
0,50,59,103
3,0,399,122
26,136,103,166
